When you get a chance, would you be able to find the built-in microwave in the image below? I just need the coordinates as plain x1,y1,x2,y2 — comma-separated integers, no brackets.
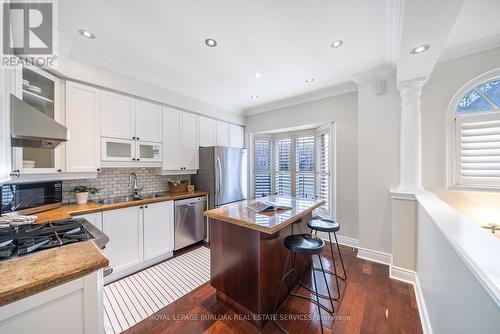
1,181,63,215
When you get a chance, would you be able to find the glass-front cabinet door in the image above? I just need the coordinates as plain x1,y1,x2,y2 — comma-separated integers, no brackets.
101,138,136,162
12,66,63,174
136,141,162,162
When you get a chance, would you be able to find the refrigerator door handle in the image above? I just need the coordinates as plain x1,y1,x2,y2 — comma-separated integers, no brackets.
216,156,222,204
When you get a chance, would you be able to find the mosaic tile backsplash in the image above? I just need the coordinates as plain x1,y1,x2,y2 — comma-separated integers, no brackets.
62,168,191,203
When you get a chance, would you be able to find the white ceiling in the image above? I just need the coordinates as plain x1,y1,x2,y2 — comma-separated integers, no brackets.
441,0,500,60
57,0,394,114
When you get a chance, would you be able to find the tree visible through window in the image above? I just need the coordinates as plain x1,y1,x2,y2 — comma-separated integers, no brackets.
453,78,500,188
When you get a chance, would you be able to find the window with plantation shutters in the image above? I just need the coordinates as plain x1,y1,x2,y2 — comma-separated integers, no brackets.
253,126,333,214
295,136,315,199
275,138,292,196
453,78,500,188
254,138,272,197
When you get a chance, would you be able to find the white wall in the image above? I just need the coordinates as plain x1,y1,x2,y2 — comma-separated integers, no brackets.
357,75,400,254
245,92,359,239
421,47,500,225
52,51,245,125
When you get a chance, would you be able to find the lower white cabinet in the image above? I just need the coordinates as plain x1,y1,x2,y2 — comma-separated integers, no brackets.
0,270,104,334
103,206,144,276
76,212,103,231
102,201,174,283
143,201,174,260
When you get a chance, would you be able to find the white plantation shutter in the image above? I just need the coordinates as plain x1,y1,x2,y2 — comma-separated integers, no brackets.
456,112,500,186
317,132,330,210
275,139,292,196
296,136,315,199
254,139,272,197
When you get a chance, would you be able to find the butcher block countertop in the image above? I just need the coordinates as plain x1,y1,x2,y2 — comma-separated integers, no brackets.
35,190,209,223
0,191,207,306
0,241,108,306
204,196,325,234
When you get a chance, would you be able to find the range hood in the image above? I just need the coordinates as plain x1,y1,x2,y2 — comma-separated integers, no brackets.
10,94,69,148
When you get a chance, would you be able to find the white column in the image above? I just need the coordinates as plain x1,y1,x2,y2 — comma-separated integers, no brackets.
397,78,426,192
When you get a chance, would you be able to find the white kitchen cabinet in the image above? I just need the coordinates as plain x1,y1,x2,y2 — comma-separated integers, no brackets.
101,91,135,140
163,108,182,170
182,112,199,170
0,61,11,184
229,124,244,148
198,116,216,147
135,100,162,142
0,270,103,334
66,82,101,173
12,66,64,175
103,206,143,275
162,107,198,172
136,141,162,162
76,212,103,231
143,201,174,260
101,137,136,162
216,120,230,146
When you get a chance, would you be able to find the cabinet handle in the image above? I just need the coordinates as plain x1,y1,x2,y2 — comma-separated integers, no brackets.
97,168,101,172
140,206,143,209
57,169,62,173
137,158,140,161
133,136,136,140
10,170,20,178
137,137,140,140
132,158,136,161
145,205,148,208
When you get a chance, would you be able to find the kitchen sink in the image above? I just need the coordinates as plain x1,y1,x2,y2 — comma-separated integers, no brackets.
96,196,142,205
96,192,170,205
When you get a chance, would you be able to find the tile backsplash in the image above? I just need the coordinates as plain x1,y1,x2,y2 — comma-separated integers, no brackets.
62,168,190,203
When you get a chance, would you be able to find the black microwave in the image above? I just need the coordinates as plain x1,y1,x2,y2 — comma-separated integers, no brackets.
1,181,63,215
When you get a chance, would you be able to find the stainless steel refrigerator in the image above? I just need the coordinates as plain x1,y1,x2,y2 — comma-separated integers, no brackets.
192,146,247,209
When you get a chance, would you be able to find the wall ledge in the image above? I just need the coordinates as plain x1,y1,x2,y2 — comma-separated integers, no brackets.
390,187,432,200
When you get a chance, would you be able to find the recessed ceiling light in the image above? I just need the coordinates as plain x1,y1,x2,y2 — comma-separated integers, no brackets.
253,72,262,79
250,95,258,99
411,44,430,55
78,29,95,39
305,78,315,83
331,40,343,48
205,38,217,47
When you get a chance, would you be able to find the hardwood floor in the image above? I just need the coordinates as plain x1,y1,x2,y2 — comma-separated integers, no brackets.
124,243,422,334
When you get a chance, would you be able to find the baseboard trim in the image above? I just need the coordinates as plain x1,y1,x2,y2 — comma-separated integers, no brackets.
414,274,433,334
357,248,392,265
316,232,359,248
389,265,416,284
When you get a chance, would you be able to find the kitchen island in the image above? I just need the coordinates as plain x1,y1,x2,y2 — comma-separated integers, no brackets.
204,196,325,329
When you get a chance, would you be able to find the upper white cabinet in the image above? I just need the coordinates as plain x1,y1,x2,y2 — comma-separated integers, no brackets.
66,82,101,173
12,66,64,175
216,120,230,147
135,100,162,142
162,107,199,172
101,91,135,140
199,116,216,147
229,124,244,148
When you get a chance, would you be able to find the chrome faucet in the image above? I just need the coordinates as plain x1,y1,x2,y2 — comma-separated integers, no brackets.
128,172,143,197
482,223,499,234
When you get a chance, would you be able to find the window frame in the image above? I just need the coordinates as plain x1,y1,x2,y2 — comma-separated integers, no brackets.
448,69,500,191
251,124,336,217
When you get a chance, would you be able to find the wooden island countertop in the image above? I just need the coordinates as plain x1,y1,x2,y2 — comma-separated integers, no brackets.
203,195,325,234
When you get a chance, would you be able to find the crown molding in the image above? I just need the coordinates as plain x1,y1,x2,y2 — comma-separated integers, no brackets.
350,65,396,84
243,82,357,116
438,34,500,63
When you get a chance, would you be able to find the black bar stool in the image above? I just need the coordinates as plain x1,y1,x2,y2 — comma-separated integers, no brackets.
273,234,334,334
304,217,347,300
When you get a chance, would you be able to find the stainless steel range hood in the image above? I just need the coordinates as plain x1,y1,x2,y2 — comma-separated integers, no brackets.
10,94,69,148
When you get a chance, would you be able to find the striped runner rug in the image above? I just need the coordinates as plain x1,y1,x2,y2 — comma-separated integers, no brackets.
103,246,210,334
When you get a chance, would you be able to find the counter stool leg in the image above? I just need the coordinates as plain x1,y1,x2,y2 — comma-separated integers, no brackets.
327,232,342,298
317,254,335,314
311,261,325,334
333,231,347,280
273,252,290,314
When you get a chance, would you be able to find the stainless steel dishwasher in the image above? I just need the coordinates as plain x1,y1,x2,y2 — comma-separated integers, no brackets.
174,196,207,250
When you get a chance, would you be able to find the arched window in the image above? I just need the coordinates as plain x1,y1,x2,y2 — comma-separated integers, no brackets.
452,77,500,189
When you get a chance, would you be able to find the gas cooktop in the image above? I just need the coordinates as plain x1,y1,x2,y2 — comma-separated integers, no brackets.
0,218,94,261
